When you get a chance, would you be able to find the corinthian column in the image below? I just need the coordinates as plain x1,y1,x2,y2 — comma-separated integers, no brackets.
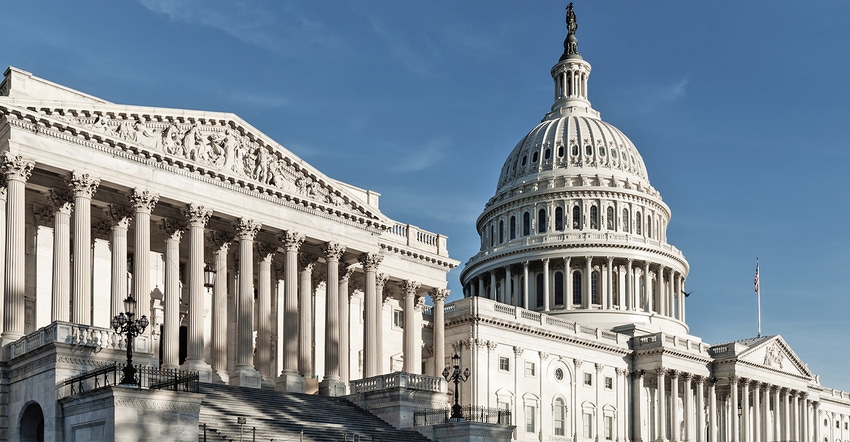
0,178,6,334
276,230,305,392
359,252,383,377
129,189,159,326
68,172,100,324
297,252,317,377
49,189,74,321
376,273,389,373
255,241,276,382
319,242,346,396
657,368,667,441
209,231,231,382
1,155,34,344
183,204,213,380
729,376,739,442
230,218,261,388
105,205,132,319
159,219,184,370
401,280,421,373
338,266,355,386
431,289,449,377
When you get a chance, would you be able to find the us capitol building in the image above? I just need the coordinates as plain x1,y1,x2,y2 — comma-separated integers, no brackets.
0,5,849,442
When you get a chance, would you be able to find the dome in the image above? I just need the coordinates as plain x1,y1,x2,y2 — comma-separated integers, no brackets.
461,5,689,336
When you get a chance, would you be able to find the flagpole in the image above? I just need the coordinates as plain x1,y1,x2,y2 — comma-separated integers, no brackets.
755,258,761,338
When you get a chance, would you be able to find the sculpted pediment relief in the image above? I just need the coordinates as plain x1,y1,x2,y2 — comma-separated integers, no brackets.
737,336,811,378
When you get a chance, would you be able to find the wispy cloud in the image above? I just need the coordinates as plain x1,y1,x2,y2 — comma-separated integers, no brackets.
394,136,451,172
625,76,689,114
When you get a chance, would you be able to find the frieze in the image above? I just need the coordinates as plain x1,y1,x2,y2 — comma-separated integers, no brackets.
112,396,201,412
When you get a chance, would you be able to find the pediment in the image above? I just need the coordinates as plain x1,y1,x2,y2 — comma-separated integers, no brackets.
0,87,387,226
736,335,812,378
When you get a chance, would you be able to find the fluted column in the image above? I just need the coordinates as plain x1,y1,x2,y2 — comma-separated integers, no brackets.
643,261,651,312
626,259,634,310
231,218,261,387
696,376,705,442
68,172,100,324
679,275,687,322
209,231,231,381
741,379,750,442
319,242,346,396
1,155,34,344
0,178,6,336
783,389,790,441
255,241,276,381
682,373,692,442
753,382,761,442
504,265,512,305
729,377,739,442
431,289,449,377
359,253,383,377
376,273,389,373
522,261,529,309
671,370,680,442
606,256,614,309
160,219,184,370
801,394,809,442
658,266,667,315
339,266,355,385
105,205,132,320
401,280,421,373
772,386,781,442
489,271,496,300
129,189,159,328
708,379,717,442
813,401,820,442
184,204,213,379
632,370,645,442
564,257,572,309
297,252,317,377
276,231,305,392
658,368,667,441
792,391,800,442
583,256,592,308
49,190,74,321
541,258,550,310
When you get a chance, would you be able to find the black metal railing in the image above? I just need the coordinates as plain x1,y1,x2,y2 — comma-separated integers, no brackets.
60,363,199,397
413,406,512,426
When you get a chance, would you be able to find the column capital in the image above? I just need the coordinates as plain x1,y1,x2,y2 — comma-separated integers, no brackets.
322,242,345,262
542,257,550,265
47,189,74,216
669,369,679,378
208,230,233,252
631,369,645,379
523,261,529,269
340,265,357,283
234,218,261,240
159,218,185,241
682,372,693,381
32,204,54,225
513,346,524,357
615,367,626,376
800,391,809,400
359,252,383,271
298,252,318,272
728,375,739,385
430,288,450,303
414,296,426,312
129,188,159,213
105,204,133,228
595,362,603,373
539,351,549,361
67,171,100,198
255,241,277,262
183,203,212,227
279,230,305,251
574,358,582,368
1,153,35,182
376,272,389,289
402,280,421,297
655,367,666,376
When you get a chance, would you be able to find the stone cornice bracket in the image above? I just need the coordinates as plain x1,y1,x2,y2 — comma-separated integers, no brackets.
159,218,185,241
359,252,383,271
1,153,35,182
255,241,277,262
67,171,100,198
208,230,233,252
279,230,305,252
322,242,346,262
105,204,133,228
430,288,449,303
129,188,159,213
183,203,212,227
298,252,318,272
233,218,261,240
48,189,74,215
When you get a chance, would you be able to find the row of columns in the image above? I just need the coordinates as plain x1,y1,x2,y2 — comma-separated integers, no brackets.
467,256,685,320
631,369,817,442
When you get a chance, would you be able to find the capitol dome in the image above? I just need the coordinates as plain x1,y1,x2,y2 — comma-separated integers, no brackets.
461,5,689,335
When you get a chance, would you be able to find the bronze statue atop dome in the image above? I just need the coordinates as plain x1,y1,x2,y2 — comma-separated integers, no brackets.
560,2,580,60
566,2,577,35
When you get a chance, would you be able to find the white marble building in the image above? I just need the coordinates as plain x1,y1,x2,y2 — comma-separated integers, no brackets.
449,5,850,442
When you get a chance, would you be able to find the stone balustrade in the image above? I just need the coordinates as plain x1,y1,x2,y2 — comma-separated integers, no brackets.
349,371,447,394
5,321,151,360
384,222,448,257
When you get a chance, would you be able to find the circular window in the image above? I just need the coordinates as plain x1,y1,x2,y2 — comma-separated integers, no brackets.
555,368,564,381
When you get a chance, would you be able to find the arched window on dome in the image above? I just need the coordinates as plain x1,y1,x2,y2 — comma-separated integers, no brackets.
538,208,547,233
536,273,545,309
622,208,630,233
532,151,539,163
489,225,495,247
590,206,598,230
611,148,618,160
521,155,528,167
572,271,582,305
523,212,531,236
612,270,620,307
571,144,579,156
510,216,517,240
651,279,659,313
591,271,600,305
647,216,652,239
499,220,505,243
573,205,582,230
554,271,564,306
606,207,614,230
558,145,564,157
544,148,551,160
635,212,642,235
555,207,564,231
585,145,593,156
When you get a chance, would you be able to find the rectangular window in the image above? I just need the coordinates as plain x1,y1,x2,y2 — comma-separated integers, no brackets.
584,372,592,386
604,415,613,440
392,310,403,329
499,357,510,372
583,412,593,438
498,401,511,425
525,405,536,433
524,361,536,377
605,376,613,390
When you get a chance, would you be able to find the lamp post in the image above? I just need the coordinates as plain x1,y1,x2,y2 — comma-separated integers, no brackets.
110,295,149,385
442,353,470,420
203,263,216,288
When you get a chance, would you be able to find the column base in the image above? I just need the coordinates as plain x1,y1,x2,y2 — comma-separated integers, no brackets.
183,359,213,383
212,369,229,384
228,365,261,388
275,371,305,393
1,331,24,347
261,376,276,390
318,377,347,396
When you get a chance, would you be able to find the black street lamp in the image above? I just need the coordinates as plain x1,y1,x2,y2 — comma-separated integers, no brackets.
203,263,216,288
442,353,470,420
110,295,149,385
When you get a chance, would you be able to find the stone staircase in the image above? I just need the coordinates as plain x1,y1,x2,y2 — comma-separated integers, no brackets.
198,383,432,442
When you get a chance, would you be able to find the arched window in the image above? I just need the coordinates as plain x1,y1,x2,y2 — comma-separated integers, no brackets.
554,271,564,306
544,148,551,160
622,208,630,233
536,274,545,309
555,207,564,231
523,212,531,236
19,402,44,442
521,155,528,167
538,208,547,233
554,398,566,436
590,206,598,229
635,212,642,235
571,144,579,156
606,207,614,230
651,279,658,313
499,220,505,243
647,216,652,238
489,225,494,247
510,216,517,240
532,151,539,163
591,271,599,304
573,206,582,230
612,271,620,307
572,271,582,305
558,146,564,157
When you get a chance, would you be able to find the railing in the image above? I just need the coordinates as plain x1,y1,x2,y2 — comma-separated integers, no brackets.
413,406,512,426
59,363,199,398
8,321,151,360
349,372,446,394
383,223,448,257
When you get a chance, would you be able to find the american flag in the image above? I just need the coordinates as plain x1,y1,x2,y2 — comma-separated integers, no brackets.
753,261,760,293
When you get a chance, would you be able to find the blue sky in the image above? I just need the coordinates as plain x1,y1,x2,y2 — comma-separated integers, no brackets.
3,1,849,391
